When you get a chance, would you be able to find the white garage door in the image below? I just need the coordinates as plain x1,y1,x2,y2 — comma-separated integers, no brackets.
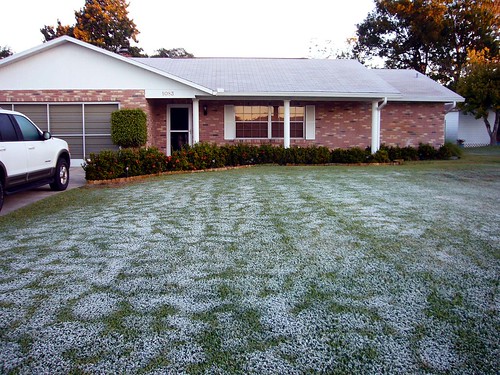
0,103,119,163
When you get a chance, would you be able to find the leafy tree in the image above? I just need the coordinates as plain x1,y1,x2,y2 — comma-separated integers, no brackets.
152,48,194,58
354,0,499,87
41,20,75,42
308,38,357,60
41,0,142,56
0,46,13,59
457,51,500,145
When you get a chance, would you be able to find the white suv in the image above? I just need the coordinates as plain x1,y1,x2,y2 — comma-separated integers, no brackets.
0,108,71,212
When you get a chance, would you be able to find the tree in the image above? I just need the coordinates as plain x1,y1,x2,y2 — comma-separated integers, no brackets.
457,51,500,145
0,46,13,59
354,0,499,88
40,20,75,42
41,0,141,56
151,48,194,58
307,38,357,60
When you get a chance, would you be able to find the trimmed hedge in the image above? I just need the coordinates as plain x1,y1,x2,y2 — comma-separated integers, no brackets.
111,109,148,148
83,147,168,181
83,142,463,181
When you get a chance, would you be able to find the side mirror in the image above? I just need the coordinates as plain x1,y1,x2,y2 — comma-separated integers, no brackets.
43,131,52,140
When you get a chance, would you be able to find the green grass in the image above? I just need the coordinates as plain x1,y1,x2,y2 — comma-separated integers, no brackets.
0,147,499,374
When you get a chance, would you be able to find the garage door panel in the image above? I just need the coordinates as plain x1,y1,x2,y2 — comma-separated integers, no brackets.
12,104,48,131
85,136,119,155
50,105,83,134
60,136,84,159
85,104,118,134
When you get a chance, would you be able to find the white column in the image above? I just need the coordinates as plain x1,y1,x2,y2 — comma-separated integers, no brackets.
284,100,291,149
371,100,380,153
192,99,200,145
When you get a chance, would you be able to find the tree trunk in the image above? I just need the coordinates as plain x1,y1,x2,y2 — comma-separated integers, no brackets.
492,110,500,146
483,113,498,146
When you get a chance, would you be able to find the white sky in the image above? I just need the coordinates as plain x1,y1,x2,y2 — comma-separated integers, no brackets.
1,0,375,58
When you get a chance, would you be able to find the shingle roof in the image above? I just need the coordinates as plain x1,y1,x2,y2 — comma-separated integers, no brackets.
132,58,401,98
372,69,464,102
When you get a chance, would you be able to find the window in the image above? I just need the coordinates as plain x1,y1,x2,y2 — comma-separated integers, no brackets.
0,114,19,142
271,106,304,138
235,106,269,138
14,115,42,141
235,105,304,139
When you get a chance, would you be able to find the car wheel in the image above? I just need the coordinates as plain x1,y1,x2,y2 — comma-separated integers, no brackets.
50,158,70,191
0,181,4,212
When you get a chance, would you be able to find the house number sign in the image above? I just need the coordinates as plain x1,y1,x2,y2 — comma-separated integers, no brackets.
162,90,175,97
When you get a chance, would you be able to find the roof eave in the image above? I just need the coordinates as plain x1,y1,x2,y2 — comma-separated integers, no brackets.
211,91,402,100
389,96,465,102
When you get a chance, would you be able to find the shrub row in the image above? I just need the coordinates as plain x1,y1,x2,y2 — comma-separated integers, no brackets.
83,142,462,181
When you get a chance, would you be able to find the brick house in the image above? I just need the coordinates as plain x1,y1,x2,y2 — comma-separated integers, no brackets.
0,36,463,164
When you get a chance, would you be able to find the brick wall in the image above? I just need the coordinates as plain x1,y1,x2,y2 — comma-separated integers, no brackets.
0,89,148,108
145,100,446,151
380,102,445,148
2,92,446,152
196,100,374,149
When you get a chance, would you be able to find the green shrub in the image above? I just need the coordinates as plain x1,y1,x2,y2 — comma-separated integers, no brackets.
438,142,463,159
224,143,259,166
379,145,419,161
371,149,391,163
83,143,460,180
418,143,439,160
257,144,284,164
331,147,370,163
170,143,228,171
83,147,168,180
111,109,148,148
83,150,124,180
139,147,169,174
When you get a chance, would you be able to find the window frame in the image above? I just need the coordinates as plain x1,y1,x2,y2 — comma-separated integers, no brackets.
234,105,305,139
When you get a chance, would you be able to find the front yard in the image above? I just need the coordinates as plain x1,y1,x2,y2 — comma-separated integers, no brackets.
1,149,499,374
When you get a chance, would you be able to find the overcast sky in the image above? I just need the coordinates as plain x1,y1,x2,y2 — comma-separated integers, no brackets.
1,0,375,58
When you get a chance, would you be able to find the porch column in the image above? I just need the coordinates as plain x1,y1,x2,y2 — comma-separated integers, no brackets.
371,100,380,153
192,99,200,145
284,100,291,149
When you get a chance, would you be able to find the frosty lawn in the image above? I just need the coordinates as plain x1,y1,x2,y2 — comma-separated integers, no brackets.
0,156,499,373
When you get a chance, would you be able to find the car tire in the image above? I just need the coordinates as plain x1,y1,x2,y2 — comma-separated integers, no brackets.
0,181,4,213
50,158,70,191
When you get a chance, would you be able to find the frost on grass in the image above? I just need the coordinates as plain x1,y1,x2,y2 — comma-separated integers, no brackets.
0,166,499,373
72,292,120,320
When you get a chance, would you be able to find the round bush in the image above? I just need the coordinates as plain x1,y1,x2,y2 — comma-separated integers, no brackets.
111,109,147,148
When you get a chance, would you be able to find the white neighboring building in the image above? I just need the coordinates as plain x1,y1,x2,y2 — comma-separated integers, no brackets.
445,109,497,147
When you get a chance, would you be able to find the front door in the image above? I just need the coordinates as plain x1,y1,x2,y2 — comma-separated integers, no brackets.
168,107,190,155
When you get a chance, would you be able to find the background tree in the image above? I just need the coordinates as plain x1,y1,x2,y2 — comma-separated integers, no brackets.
307,38,357,60
41,0,142,56
151,48,194,58
41,20,75,42
354,0,499,88
0,46,13,59
457,50,500,145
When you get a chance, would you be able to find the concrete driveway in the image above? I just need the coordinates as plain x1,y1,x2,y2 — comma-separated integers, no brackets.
0,167,87,216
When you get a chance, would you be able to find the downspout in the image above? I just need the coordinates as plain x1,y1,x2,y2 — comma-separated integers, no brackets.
445,101,457,114
444,101,457,144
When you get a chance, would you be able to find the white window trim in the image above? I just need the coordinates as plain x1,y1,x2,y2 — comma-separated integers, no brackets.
233,105,307,140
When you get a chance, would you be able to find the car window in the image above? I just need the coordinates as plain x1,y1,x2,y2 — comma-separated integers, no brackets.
14,115,42,141
0,114,19,142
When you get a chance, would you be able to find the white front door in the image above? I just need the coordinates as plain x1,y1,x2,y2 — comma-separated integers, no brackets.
167,105,191,156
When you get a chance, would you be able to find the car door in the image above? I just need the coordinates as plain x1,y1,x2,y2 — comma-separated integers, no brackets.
0,113,28,187
13,114,54,181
